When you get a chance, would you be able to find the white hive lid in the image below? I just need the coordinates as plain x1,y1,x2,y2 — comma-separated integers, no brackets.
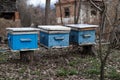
38,25,71,31
6,28,39,31
66,24,98,28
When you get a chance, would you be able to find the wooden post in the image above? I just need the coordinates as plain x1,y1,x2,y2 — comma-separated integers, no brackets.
82,45,95,56
20,51,34,64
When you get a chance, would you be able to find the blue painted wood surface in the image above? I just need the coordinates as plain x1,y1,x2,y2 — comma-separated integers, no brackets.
70,30,96,45
8,33,38,51
40,31,69,48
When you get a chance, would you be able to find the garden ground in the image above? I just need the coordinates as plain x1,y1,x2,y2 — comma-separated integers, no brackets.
0,44,120,80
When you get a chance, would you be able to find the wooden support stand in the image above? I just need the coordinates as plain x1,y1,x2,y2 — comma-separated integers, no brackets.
82,45,96,56
20,51,34,64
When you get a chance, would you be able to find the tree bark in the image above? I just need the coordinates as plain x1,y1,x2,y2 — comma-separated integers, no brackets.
74,0,77,24
76,0,82,24
59,0,63,25
100,60,105,80
45,0,51,25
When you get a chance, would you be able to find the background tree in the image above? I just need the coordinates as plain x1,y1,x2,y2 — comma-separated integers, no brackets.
58,0,63,25
45,0,51,25
17,0,31,27
89,0,120,80
74,0,77,24
17,0,56,27
76,0,82,24
74,0,82,24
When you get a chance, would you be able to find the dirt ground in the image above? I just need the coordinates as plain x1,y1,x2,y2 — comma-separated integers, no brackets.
0,44,120,80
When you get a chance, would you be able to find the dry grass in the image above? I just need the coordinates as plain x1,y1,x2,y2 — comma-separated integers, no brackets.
0,18,20,37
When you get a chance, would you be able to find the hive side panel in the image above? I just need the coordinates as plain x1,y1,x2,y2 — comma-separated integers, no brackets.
48,33,69,48
78,30,96,45
40,31,49,47
12,34,38,51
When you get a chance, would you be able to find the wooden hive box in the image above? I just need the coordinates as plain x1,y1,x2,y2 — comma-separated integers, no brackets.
66,24,98,45
38,25,71,48
6,28,39,51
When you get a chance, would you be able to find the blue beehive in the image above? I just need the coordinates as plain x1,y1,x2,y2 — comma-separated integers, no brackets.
38,25,71,48
66,24,98,45
6,28,39,51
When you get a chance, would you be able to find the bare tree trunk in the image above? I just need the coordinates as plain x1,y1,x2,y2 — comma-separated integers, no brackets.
76,0,82,24
59,0,63,25
17,0,31,27
74,0,77,24
45,0,50,25
74,0,82,24
99,2,107,80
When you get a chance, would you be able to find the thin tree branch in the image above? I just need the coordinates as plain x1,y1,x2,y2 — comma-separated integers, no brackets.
89,0,102,11
89,0,112,26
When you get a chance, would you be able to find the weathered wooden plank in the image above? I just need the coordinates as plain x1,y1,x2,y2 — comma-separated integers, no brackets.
20,51,34,64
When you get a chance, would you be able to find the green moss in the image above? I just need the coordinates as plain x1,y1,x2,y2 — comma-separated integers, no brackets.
68,60,78,66
86,68,100,75
56,68,78,76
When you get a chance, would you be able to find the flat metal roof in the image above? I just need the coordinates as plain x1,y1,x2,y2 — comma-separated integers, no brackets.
6,28,39,31
38,25,71,31
66,24,99,29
